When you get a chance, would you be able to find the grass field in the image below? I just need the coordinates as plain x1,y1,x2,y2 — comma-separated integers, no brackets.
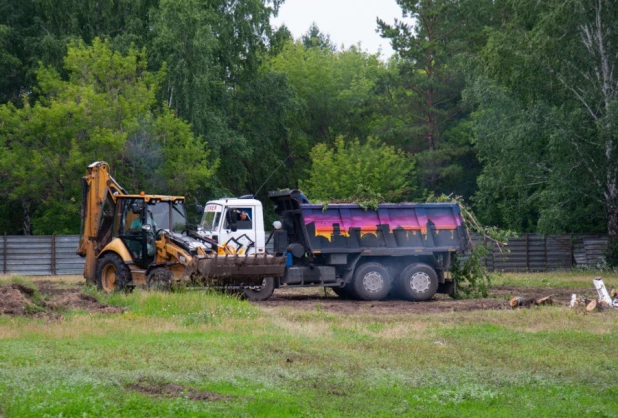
1,272,617,417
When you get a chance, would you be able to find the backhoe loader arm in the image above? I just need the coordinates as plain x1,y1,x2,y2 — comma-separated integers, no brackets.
77,161,126,283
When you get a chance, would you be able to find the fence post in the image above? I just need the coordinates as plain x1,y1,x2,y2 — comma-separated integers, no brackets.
570,234,574,268
544,235,548,271
3,232,6,274
525,233,529,272
51,235,56,276
483,236,488,269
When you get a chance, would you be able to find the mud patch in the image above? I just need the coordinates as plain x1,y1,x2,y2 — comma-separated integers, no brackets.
46,293,125,314
126,380,238,402
0,281,125,317
254,285,599,315
0,285,29,315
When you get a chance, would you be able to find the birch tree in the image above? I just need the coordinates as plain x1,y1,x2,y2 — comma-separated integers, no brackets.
472,0,618,262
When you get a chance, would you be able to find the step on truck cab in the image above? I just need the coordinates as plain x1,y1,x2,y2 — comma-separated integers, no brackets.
199,190,468,301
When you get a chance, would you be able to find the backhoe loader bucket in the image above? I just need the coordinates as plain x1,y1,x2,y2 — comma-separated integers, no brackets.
182,253,286,287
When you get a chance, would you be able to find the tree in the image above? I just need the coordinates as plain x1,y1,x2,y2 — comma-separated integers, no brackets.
470,0,618,261
228,71,305,197
376,0,504,195
268,40,385,148
0,39,215,234
149,0,284,195
0,0,158,104
301,23,334,51
299,137,416,201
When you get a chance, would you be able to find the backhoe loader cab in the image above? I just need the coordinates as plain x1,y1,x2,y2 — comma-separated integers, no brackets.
77,161,286,294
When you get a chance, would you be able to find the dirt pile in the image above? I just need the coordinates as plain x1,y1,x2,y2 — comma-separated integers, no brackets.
0,281,125,316
0,284,30,315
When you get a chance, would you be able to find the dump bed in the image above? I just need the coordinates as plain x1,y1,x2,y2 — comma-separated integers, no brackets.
270,190,467,256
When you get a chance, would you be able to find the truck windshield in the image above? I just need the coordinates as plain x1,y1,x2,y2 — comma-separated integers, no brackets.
200,205,222,231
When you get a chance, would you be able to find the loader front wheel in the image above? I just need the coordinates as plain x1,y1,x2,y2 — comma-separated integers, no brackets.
96,253,130,293
147,268,173,291
243,278,275,301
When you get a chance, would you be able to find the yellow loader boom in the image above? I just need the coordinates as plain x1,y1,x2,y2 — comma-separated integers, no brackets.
78,161,126,283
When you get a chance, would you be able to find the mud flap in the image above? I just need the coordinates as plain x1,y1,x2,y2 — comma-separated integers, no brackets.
437,279,456,295
182,253,286,287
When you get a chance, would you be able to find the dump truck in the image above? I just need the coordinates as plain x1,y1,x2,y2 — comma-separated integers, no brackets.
77,162,286,294
197,189,467,301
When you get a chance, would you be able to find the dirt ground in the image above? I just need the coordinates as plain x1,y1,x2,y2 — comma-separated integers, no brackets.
126,380,239,402
0,278,602,317
0,280,125,317
254,285,600,314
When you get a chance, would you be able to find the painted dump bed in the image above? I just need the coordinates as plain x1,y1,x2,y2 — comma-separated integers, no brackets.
270,190,468,256
301,203,467,254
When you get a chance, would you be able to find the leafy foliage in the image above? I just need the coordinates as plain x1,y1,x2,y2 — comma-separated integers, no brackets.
428,193,514,298
300,136,416,202
0,39,215,234
469,0,618,264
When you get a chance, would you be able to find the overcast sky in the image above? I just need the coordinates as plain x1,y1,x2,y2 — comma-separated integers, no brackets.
271,0,404,58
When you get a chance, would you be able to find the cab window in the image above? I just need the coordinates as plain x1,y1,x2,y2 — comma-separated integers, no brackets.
224,208,253,230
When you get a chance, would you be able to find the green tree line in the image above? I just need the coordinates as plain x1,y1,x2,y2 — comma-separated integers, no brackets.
0,0,616,262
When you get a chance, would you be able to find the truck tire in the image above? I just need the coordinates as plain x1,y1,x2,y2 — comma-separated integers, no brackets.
243,277,275,301
96,253,130,293
398,263,438,301
352,262,391,301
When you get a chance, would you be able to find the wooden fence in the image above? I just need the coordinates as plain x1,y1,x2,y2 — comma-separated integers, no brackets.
471,233,607,272
0,233,610,276
0,234,84,276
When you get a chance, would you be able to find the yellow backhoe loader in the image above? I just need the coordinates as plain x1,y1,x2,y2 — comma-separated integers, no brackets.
76,161,286,295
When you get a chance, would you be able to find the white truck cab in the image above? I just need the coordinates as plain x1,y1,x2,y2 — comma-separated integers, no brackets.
197,196,267,255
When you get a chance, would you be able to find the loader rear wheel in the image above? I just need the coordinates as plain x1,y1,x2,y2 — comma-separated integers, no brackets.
96,253,130,293
243,277,275,301
147,268,173,291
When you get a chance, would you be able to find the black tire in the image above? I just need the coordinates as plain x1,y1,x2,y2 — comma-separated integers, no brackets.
243,277,275,301
96,253,131,293
352,262,391,301
398,263,439,301
147,267,173,291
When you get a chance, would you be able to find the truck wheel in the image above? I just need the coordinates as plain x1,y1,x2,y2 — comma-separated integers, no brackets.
352,262,391,301
243,277,275,301
147,268,173,291
96,253,130,293
398,263,438,301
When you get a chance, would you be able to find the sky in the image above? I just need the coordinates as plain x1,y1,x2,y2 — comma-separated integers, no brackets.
271,0,404,58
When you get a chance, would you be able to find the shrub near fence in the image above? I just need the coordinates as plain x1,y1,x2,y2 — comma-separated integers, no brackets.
0,233,610,276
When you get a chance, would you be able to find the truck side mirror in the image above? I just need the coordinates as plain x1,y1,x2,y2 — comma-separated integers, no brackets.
195,204,204,215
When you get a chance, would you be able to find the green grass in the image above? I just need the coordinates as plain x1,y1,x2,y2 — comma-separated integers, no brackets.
491,270,618,289
1,273,618,417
